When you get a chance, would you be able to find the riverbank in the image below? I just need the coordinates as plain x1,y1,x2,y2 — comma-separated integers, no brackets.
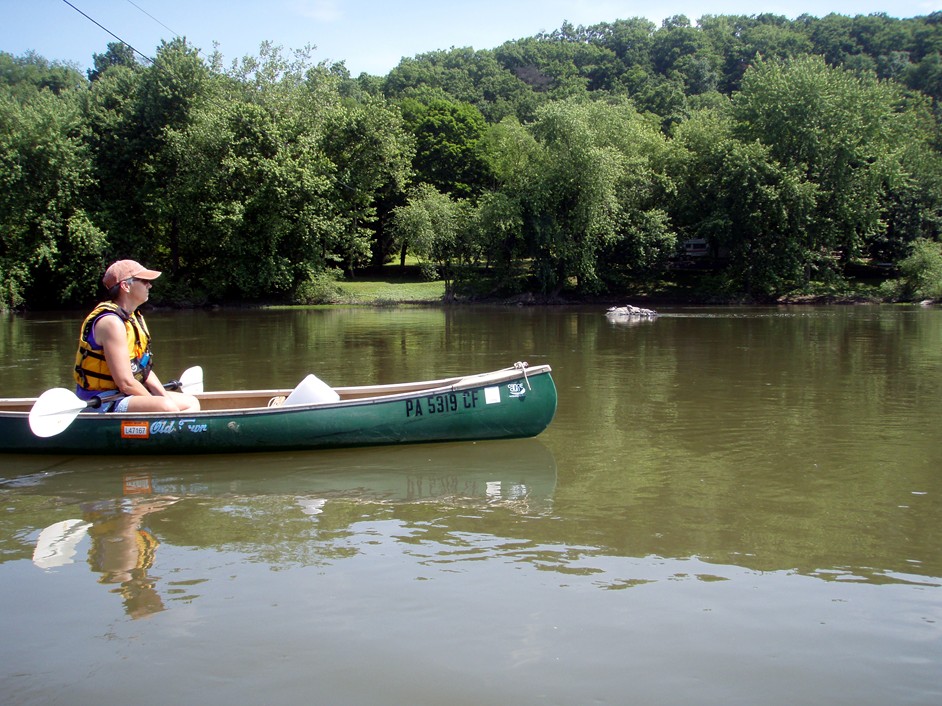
329,268,930,308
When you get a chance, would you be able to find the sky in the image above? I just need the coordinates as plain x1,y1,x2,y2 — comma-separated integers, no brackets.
5,0,942,77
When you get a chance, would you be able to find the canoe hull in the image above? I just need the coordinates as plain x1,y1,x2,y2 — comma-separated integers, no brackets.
0,365,557,454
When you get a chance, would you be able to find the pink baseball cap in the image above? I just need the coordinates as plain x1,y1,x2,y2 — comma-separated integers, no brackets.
102,260,162,289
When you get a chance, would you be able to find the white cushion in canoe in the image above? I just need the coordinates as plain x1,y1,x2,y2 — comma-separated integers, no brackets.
283,374,340,406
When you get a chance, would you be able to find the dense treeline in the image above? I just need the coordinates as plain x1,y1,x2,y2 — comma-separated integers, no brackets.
3,12,942,309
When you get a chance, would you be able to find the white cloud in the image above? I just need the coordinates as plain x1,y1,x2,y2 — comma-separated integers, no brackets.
292,0,343,22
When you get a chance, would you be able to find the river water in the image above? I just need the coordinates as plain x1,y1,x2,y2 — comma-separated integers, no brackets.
1,305,940,705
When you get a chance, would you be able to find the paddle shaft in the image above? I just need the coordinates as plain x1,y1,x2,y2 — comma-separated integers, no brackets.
28,366,204,438
85,377,186,409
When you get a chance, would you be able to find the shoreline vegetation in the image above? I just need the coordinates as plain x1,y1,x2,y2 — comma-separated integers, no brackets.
269,261,937,309
5,14,942,311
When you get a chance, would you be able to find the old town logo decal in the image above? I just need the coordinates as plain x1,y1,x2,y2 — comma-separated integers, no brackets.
507,383,527,398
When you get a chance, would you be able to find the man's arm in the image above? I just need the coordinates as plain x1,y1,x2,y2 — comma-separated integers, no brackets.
94,315,161,398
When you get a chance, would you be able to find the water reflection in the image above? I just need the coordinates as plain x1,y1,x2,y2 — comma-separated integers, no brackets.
4,440,557,618
30,478,177,619
4,307,942,704
85,497,174,618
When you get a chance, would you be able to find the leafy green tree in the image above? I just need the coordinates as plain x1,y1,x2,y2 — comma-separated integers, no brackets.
385,47,538,122
87,42,139,82
494,27,630,104
906,51,942,101
807,13,860,66
630,74,689,131
82,38,209,277
476,116,539,282
399,97,488,197
700,14,813,92
909,12,942,59
870,93,942,261
476,99,679,295
319,93,414,271
578,99,676,286
671,109,817,296
167,49,355,301
732,56,914,270
892,238,942,300
652,16,720,95
0,51,86,97
138,39,212,277
390,184,472,300
166,99,335,301
468,189,525,289
164,43,415,301
590,17,657,74
481,99,675,296
522,102,623,295
0,88,105,308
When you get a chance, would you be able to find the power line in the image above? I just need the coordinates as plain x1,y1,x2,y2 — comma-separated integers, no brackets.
123,0,179,39
60,0,155,65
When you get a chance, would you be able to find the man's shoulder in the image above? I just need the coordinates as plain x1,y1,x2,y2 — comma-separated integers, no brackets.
92,310,127,339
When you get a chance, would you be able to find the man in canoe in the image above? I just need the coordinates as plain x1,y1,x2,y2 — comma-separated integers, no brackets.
73,260,200,413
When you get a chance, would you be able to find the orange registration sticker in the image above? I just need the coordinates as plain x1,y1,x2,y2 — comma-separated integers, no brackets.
120,421,150,439
123,473,153,495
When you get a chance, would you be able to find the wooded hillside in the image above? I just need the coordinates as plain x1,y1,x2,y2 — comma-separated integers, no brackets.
3,12,942,307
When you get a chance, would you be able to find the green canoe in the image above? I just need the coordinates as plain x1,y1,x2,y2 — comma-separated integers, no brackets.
0,363,557,455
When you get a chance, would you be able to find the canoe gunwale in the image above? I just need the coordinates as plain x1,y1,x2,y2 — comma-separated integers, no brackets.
0,363,553,419
188,364,552,416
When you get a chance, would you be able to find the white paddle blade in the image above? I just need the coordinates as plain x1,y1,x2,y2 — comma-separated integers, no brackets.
28,388,87,438
179,365,204,394
33,519,91,569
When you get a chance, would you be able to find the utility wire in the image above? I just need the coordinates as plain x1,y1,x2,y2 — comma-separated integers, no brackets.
59,1,359,198
60,0,156,65
63,0,224,79
123,0,179,39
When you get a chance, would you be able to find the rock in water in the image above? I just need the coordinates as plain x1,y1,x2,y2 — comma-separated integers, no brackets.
605,305,658,320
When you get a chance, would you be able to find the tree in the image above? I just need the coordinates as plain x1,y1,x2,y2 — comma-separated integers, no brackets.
399,97,488,198
732,56,916,270
391,184,472,300
385,47,538,122
870,93,942,261
700,14,813,92
319,94,414,271
82,38,209,277
167,50,355,301
167,98,337,301
592,17,657,74
482,99,675,296
892,238,942,300
87,43,140,82
0,88,105,308
807,13,860,66
651,17,721,96
671,109,817,296
476,99,678,296
906,51,942,101
523,102,622,295
476,117,539,283
0,51,86,97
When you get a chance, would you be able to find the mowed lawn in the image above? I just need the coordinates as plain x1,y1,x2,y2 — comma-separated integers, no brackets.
335,277,445,303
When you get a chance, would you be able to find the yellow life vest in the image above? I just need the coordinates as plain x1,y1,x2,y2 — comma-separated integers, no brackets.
73,302,153,392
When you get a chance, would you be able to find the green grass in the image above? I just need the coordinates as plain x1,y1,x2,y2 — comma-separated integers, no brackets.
334,276,445,304
329,258,444,304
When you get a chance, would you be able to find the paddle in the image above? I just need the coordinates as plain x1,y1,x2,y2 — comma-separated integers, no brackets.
28,366,204,438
